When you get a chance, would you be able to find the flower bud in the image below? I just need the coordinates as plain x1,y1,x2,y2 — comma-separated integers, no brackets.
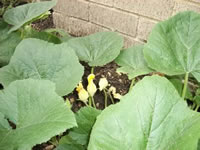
99,77,108,91
87,74,97,97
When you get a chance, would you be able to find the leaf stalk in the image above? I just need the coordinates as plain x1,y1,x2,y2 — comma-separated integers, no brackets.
181,72,189,99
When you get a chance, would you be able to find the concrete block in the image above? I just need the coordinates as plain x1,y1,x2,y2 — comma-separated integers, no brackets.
113,0,175,20
54,0,89,20
89,0,113,6
89,3,138,37
173,1,200,15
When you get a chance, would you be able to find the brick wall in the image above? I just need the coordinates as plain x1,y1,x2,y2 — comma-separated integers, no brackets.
53,0,200,47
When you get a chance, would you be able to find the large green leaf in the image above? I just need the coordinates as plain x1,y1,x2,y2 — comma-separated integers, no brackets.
144,11,200,82
0,38,84,96
0,79,76,150
0,19,21,66
57,107,101,150
3,0,57,32
68,32,123,66
115,45,153,79
88,76,200,150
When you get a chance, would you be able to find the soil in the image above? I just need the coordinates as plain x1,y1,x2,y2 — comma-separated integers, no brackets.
67,62,131,111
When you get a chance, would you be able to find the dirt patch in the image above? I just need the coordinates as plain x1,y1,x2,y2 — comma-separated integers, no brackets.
32,12,55,31
66,62,131,112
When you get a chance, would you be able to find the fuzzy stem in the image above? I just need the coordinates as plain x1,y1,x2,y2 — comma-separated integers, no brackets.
129,78,135,92
195,105,199,112
91,96,96,109
91,67,94,74
191,102,196,110
181,72,189,99
88,97,92,106
108,90,115,104
103,89,108,108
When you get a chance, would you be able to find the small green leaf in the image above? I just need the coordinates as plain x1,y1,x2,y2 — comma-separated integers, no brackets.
115,45,153,79
0,79,76,150
56,136,84,150
88,76,200,150
0,38,84,96
194,89,200,105
3,0,57,32
68,32,123,66
0,19,21,66
69,107,101,145
57,107,101,149
144,11,200,82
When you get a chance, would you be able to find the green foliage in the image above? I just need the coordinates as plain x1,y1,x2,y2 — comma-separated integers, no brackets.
0,19,21,66
57,107,101,149
88,76,200,150
24,26,62,44
0,0,26,16
0,38,84,96
0,79,76,150
68,32,123,67
3,0,57,32
44,28,73,42
115,45,153,80
1,1,200,148
143,11,200,81
169,78,193,100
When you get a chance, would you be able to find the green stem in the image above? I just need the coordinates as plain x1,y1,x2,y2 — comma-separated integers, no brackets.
191,102,196,110
91,67,94,74
91,96,96,109
88,97,92,107
103,89,108,108
108,90,115,104
181,72,189,99
195,105,199,112
129,78,135,92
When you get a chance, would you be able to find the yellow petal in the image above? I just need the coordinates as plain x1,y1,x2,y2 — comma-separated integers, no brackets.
78,89,89,102
99,77,108,91
87,81,97,96
76,82,83,92
87,74,95,83
109,86,116,94
113,93,122,99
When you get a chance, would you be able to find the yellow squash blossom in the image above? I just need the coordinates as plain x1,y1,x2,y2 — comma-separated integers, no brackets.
87,74,97,97
99,77,108,91
76,82,89,103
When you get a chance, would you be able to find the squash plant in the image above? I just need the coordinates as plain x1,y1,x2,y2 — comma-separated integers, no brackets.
0,0,82,149
68,32,124,108
88,76,200,150
144,11,200,99
0,0,60,67
1,0,200,149
57,11,200,150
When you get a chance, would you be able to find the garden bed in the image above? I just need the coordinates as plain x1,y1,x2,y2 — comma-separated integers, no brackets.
1,1,200,150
